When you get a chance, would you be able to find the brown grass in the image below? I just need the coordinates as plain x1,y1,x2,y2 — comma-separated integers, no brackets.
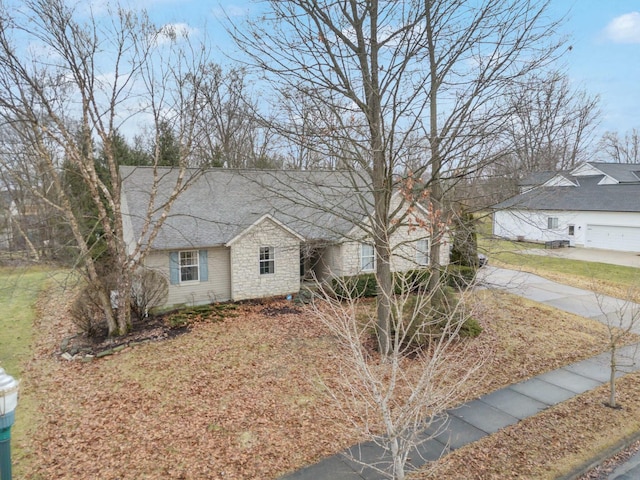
17,286,638,479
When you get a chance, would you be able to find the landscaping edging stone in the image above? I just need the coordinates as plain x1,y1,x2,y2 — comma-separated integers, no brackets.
59,338,154,362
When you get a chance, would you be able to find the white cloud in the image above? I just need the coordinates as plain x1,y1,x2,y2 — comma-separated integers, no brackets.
603,12,640,43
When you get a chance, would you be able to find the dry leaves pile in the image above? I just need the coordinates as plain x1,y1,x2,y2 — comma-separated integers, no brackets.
17,286,634,479
423,373,640,480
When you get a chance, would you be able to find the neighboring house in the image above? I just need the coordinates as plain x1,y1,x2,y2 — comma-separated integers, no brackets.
121,167,447,308
492,162,640,252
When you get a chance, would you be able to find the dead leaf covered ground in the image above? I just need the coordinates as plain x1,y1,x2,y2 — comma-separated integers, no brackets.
16,286,638,479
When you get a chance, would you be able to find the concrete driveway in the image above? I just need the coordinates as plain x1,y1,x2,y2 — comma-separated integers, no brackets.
477,266,640,335
520,247,640,268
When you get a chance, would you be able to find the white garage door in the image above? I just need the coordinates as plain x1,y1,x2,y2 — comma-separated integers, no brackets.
586,225,640,252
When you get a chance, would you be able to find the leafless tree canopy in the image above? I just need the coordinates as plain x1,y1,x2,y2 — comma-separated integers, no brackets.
0,0,210,335
227,0,566,355
599,128,640,164
499,71,600,174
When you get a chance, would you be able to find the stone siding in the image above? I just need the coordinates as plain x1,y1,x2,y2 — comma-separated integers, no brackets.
230,218,301,301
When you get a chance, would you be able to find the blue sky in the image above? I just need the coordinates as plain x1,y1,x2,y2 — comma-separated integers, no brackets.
143,0,639,137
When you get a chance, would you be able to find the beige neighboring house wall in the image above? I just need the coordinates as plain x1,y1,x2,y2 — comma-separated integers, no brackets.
144,246,231,307
228,216,302,301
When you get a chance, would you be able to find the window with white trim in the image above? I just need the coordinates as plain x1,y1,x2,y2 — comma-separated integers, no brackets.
179,250,199,282
416,239,430,265
260,246,275,275
547,217,559,229
360,243,375,271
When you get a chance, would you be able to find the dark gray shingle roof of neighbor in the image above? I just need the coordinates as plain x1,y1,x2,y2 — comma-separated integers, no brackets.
121,166,373,250
589,162,640,183
518,171,559,187
493,179,640,212
496,162,640,212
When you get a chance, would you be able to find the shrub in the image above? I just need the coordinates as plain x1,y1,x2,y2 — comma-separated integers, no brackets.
70,285,106,337
393,269,432,294
164,303,237,329
449,208,479,268
332,273,377,299
131,268,169,319
391,286,482,348
459,316,482,337
333,269,433,299
444,265,477,290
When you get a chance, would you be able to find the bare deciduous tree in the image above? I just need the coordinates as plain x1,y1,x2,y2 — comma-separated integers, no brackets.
499,70,600,174
187,63,282,168
313,274,484,479
595,288,640,409
599,128,640,164
228,0,566,356
0,0,209,335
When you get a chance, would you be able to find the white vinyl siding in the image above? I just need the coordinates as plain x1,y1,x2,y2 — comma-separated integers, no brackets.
144,247,230,307
493,210,640,252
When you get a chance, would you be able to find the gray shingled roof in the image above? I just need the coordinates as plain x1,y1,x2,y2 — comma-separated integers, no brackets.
121,167,374,251
495,162,640,212
588,162,640,183
493,178,640,212
518,171,558,187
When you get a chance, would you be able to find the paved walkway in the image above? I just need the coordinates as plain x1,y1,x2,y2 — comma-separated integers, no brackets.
280,267,640,480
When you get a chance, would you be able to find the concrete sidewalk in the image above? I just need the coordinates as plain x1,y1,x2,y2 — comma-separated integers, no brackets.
280,268,640,480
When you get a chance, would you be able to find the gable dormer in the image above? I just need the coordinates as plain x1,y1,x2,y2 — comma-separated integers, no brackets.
597,175,619,185
570,162,619,185
542,174,578,187
570,162,605,177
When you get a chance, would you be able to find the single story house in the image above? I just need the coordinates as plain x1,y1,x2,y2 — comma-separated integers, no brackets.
121,167,447,308
492,162,640,252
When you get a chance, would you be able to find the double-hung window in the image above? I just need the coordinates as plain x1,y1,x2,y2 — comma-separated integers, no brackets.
169,250,208,285
260,246,275,275
360,243,375,271
179,250,199,282
547,217,559,229
416,238,430,266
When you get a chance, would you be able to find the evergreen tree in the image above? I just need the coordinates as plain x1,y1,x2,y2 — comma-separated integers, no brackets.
449,208,479,268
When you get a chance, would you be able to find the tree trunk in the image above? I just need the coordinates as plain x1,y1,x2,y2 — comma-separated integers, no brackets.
609,344,617,408
375,236,393,356
9,215,40,261
391,436,405,480
115,265,132,336
426,7,443,294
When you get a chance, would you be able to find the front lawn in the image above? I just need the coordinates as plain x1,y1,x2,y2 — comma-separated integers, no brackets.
0,266,57,474
480,235,640,301
18,283,633,479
